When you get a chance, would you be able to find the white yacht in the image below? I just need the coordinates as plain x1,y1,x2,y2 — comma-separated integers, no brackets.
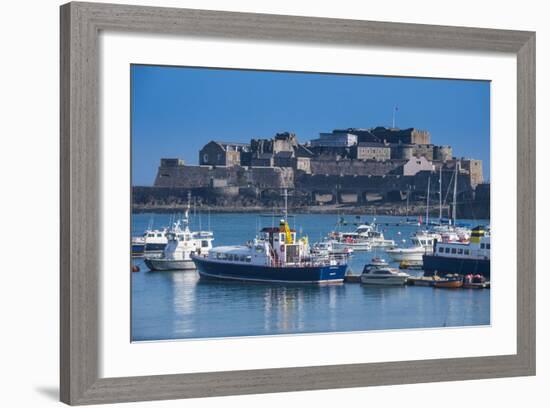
385,231,440,263
330,223,394,251
131,227,169,257
144,199,214,271
360,258,410,286
311,239,353,258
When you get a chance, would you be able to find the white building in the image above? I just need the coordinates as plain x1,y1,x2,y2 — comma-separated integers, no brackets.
402,156,435,176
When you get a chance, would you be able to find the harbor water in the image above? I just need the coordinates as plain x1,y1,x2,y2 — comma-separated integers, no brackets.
131,212,490,341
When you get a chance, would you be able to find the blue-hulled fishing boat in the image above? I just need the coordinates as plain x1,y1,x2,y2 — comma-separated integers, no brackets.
192,190,347,284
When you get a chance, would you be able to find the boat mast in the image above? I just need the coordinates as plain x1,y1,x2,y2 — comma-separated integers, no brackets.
406,185,410,218
439,165,442,224
452,161,458,225
282,188,289,222
426,176,430,226
184,191,191,229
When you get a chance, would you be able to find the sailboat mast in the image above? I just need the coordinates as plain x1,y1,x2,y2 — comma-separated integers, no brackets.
426,176,430,226
439,165,442,223
406,185,410,218
452,161,458,225
184,191,191,227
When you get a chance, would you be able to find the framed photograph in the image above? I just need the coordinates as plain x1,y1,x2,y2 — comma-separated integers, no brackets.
60,1,535,405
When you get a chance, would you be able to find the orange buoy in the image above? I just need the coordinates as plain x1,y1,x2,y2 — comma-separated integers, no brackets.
131,264,140,273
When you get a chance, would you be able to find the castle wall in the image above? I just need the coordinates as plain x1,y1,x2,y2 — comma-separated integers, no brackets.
154,164,293,190
309,158,404,176
391,144,414,160
412,144,434,160
433,145,452,161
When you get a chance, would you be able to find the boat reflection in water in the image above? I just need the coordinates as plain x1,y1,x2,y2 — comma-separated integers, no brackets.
195,278,345,335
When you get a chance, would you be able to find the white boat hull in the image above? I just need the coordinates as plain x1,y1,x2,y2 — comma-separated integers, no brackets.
144,258,196,271
370,240,396,248
332,242,371,251
385,248,426,262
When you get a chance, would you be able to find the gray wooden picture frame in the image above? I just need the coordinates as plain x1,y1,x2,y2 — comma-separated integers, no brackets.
60,1,536,405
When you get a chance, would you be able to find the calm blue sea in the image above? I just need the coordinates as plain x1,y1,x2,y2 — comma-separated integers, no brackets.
131,212,490,341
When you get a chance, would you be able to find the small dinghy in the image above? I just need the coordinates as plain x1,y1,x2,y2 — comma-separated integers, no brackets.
433,274,463,288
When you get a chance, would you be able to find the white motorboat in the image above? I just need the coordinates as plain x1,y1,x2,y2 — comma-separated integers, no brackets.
311,239,353,257
331,237,371,252
360,259,410,286
144,197,214,271
131,227,169,257
385,231,439,263
329,223,394,251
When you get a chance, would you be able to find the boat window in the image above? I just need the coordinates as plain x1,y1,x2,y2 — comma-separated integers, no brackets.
451,248,457,254
480,243,485,249
458,249,463,254
439,247,444,253
201,240,209,247
245,256,252,262
157,233,162,237
147,233,154,238
464,249,470,255
486,243,491,250
445,247,450,253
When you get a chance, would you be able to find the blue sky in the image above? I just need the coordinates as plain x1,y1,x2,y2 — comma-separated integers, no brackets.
131,65,490,186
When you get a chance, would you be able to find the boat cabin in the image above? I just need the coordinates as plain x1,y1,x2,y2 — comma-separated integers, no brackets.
433,229,490,260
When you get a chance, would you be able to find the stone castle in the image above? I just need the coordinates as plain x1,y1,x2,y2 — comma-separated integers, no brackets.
142,126,486,212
